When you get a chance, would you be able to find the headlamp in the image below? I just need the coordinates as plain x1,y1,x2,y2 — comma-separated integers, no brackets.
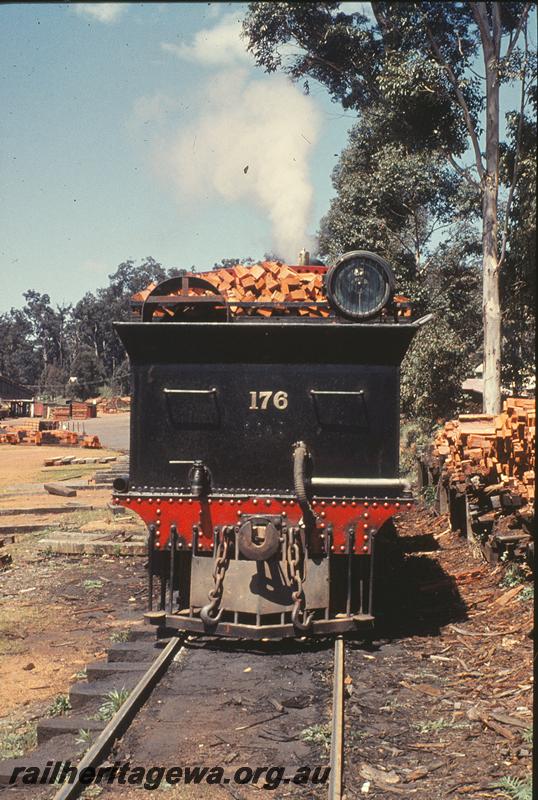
326,251,395,320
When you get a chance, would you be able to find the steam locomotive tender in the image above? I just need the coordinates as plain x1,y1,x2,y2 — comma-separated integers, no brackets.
112,251,429,638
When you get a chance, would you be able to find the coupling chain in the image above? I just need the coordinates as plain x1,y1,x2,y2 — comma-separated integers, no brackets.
287,528,314,632
200,526,232,625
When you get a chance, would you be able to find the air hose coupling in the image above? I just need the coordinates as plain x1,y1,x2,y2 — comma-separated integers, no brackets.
292,441,316,526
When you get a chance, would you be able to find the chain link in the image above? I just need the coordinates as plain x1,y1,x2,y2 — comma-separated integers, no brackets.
200,527,232,625
287,528,314,631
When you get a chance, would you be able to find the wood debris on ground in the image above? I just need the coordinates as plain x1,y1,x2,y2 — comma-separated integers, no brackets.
344,505,533,800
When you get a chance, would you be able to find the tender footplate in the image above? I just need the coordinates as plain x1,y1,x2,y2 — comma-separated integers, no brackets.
145,611,374,639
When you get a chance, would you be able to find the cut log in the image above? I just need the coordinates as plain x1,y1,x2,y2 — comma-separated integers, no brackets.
44,483,77,498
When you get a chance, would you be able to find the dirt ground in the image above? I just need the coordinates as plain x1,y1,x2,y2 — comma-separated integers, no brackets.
0,442,533,800
0,442,147,762
0,444,120,490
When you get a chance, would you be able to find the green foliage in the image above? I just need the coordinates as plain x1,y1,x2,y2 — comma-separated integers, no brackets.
400,419,437,479
317,105,483,426
2,257,183,400
522,726,533,745
75,728,93,749
245,1,535,413
414,717,460,734
96,688,130,721
317,111,462,282
48,694,71,717
80,787,103,799
401,318,469,422
300,723,332,748
83,579,104,591
110,630,131,643
497,775,533,800
518,586,534,602
500,564,529,588
0,722,37,759
500,86,537,393
213,256,255,269
68,347,105,401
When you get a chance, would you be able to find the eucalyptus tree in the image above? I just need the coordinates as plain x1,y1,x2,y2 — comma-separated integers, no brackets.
244,1,534,412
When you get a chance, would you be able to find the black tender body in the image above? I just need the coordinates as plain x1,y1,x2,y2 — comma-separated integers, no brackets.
115,320,417,495
112,257,426,639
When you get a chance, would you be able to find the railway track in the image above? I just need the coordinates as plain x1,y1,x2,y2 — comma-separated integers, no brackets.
51,635,186,800
328,637,345,800
2,629,349,800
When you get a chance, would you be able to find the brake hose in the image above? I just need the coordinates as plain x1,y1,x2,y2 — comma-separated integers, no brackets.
292,441,316,526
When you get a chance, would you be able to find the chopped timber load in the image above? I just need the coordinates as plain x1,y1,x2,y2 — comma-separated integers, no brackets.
131,260,413,321
51,402,97,420
200,261,329,317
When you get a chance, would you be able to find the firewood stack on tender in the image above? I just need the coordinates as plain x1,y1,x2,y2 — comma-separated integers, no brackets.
131,260,412,320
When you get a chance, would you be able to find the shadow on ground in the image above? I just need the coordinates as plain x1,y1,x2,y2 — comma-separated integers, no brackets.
372,520,468,638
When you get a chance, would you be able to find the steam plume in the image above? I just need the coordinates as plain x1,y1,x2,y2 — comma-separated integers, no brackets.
165,70,320,261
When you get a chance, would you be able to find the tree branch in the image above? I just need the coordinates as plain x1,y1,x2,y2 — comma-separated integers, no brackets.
378,222,417,260
423,19,485,180
498,24,528,269
503,2,532,63
447,153,481,189
471,2,494,58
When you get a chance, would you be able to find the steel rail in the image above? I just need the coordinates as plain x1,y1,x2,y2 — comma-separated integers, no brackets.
328,636,345,800
52,634,185,800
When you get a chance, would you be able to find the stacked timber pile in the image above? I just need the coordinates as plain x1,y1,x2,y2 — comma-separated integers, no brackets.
50,402,96,420
51,405,71,421
432,398,535,500
0,424,101,448
201,262,328,317
87,396,130,415
2,419,57,433
98,396,130,414
428,398,535,566
71,401,97,420
133,262,328,318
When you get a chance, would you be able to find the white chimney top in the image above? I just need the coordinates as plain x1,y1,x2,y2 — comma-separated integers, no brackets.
298,248,310,266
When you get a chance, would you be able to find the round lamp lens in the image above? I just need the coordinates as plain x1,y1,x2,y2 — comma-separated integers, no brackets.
327,252,393,319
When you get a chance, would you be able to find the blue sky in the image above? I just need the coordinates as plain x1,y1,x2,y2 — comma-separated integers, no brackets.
0,2,359,312
1,3,533,313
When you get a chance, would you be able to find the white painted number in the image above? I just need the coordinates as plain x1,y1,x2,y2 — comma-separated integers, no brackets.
249,390,289,411
273,390,289,410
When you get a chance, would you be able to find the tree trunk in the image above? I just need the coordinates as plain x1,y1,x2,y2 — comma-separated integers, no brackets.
482,178,501,413
481,9,502,415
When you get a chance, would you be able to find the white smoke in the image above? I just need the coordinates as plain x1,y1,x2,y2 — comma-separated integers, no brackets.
164,69,321,261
